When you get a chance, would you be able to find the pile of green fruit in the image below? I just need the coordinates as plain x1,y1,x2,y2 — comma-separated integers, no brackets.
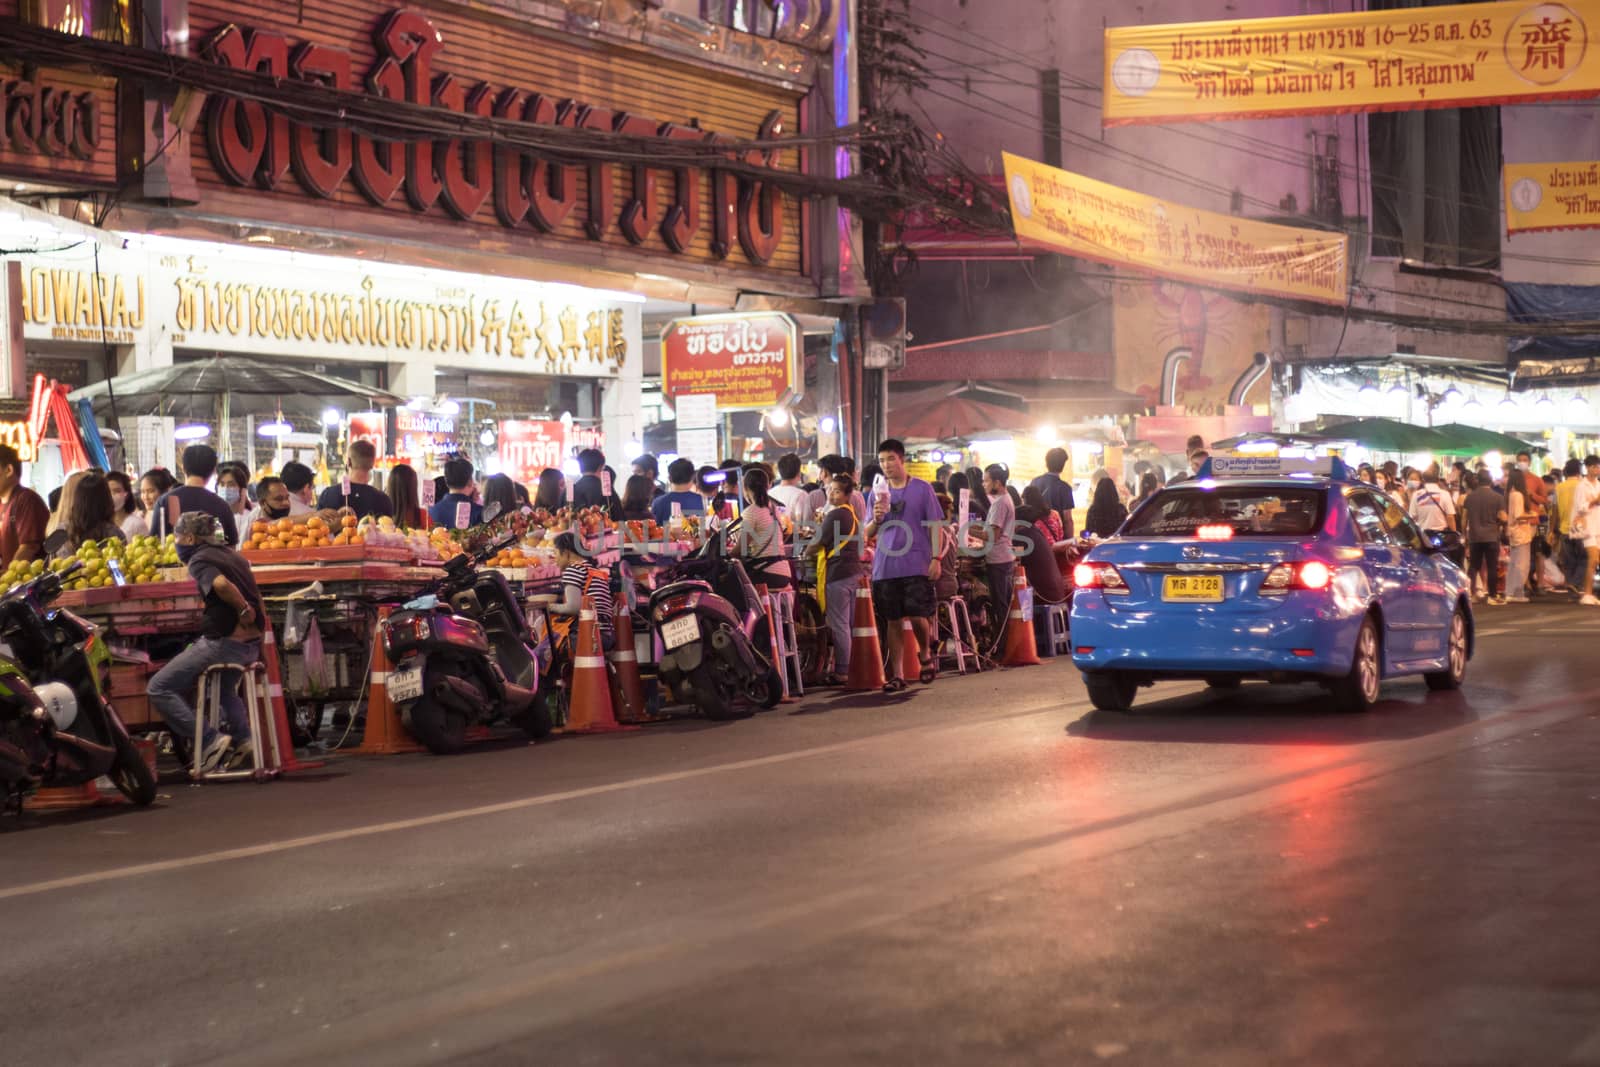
1,535,182,594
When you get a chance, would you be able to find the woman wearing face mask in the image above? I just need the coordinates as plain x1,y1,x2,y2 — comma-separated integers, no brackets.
106,470,147,539
217,463,253,525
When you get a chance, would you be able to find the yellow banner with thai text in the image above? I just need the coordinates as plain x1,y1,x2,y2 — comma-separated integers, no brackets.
1103,0,1600,126
1505,160,1600,233
1002,152,1349,306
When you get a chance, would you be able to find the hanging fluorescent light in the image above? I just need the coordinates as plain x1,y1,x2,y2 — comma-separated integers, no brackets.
174,424,210,441
479,428,495,447
321,408,341,427
819,416,837,434
766,407,790,429
258,420,293,437
438,399,460,415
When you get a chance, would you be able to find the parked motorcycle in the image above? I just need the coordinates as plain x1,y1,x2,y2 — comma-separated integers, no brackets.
649,515,784,721
381,506,553,754
0,533,157,813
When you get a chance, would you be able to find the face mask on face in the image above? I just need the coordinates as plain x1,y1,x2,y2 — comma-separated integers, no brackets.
220,486,241,504
261,503,289,521
1517,462,1529,471
1408,479,1422,490
110,490,126,510
176,542,200,564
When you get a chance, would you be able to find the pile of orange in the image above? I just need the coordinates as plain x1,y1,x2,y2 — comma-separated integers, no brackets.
249,515,339,551
330,514,365,546
489,546,533,569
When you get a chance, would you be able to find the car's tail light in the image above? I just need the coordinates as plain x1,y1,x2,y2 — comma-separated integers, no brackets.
1196,524,1234,541
1261,561,1333,594
1073,561,1130,595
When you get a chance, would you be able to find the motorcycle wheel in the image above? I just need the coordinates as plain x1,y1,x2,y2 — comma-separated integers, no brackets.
400,665,472,755
751,667,784,710
792,593,830,684
691,663,749,721
108,731,156,806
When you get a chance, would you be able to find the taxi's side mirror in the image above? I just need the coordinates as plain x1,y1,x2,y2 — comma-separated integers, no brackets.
1426,529,1463,554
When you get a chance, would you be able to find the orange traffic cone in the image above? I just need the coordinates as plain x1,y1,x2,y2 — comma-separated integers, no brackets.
899,618,922,683
1001,573,1041,667
845,577,887,691
608,608,649,723
259,619,327,770
567,596,626,732
357,605,425,755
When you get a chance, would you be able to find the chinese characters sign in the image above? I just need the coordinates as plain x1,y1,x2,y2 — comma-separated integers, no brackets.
660,312,801,410
1002,152,1349,306
1103,0,1600,126
1505,159,1600,233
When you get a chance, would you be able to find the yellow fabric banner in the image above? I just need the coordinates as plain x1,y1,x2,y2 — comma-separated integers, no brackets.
1104,0,1600,126
1505,160,1600,233
1002,152,1349,306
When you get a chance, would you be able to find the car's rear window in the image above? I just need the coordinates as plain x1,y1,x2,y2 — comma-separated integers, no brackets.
1124,485,1325,537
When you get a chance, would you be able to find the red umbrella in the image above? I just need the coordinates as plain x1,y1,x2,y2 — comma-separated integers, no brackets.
890,394,1034,442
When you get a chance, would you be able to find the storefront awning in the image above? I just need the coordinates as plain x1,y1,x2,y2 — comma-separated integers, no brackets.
70,356,405,420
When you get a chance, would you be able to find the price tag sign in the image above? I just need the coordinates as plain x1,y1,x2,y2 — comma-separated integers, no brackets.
600,469,613,499
421,478,436,508
958,488,971,531
671,501,683,521
341,475,352,500
455,501,472,529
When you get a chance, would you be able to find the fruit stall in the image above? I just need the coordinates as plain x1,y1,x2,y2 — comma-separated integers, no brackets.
18,508,700,746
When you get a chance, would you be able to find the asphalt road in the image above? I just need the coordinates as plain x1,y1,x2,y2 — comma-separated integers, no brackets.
4,602,1600,1066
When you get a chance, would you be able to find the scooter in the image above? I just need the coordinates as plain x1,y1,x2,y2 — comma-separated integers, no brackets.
381,506,554,754
0,533,157,813
649,515,784,721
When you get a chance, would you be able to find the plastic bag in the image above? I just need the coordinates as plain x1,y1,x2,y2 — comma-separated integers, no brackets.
1540,556,1565,589
302,616,333,697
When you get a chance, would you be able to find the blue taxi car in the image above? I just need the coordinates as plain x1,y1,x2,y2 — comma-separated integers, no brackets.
1069,457,1473,713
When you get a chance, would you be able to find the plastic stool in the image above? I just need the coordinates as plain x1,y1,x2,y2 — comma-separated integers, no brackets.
768,589,805,699
938,596,982,675
1034,601,1072,658
192,662,279,782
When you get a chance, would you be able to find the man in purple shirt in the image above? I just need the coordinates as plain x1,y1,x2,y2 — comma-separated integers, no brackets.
865,438,941,692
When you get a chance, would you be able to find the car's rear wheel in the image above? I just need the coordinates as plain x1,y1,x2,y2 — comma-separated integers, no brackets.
1330,616,1381,713
1424,608,1469,691
1084,671,1136,712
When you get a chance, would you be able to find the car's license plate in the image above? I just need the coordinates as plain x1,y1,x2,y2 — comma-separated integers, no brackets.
388,663,424,703
1162,575,1224,602
661,614,700,650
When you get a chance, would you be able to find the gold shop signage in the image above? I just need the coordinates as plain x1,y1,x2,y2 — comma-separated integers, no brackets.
199,9,793,267
18,265,145,344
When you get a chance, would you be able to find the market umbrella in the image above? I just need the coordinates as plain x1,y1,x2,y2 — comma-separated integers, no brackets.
68,356,405,421
890,394,1035,442
1317,418,1452,453
1430,423,1545,456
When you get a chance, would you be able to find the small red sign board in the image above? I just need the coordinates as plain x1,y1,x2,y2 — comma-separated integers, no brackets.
660,312,801,411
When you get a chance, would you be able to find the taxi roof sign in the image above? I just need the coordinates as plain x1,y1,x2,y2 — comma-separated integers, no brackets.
1198,455,1353,481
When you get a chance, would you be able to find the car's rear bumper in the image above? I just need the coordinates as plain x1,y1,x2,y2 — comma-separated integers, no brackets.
1068,596,1361,677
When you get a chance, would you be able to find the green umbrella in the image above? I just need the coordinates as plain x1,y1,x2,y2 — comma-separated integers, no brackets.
1430,423,1545,457
1318,418,1452,453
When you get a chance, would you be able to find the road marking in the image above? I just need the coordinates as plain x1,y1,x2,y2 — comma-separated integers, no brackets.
0,625,1571,904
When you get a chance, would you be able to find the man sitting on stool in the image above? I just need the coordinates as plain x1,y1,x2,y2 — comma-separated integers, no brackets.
147,512,266,773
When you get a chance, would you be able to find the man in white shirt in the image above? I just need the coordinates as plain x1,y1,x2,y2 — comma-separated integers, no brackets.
1408,467,1456,533
769,453,813,528
1569,455,1600,605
